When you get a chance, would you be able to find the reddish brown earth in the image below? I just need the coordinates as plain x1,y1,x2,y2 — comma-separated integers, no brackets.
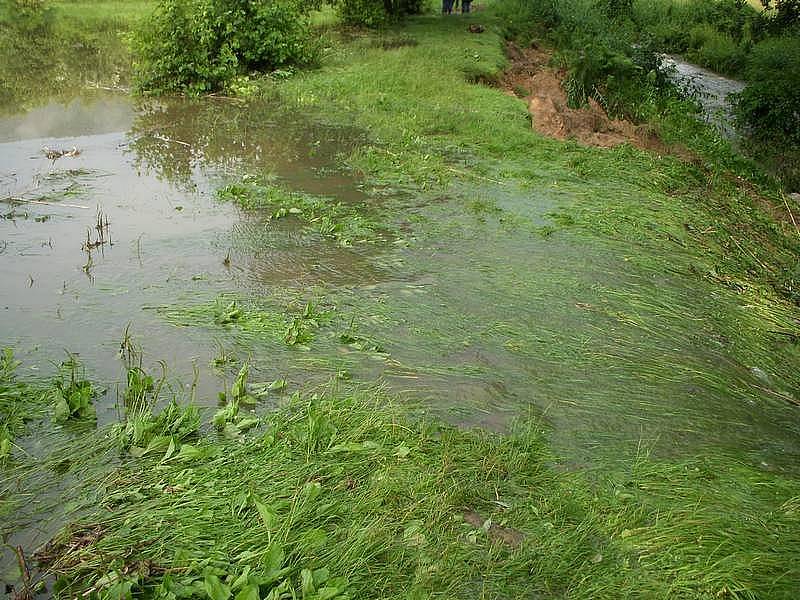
501,42,681,155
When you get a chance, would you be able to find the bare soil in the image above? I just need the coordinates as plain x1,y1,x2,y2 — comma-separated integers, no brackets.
501,42,683,156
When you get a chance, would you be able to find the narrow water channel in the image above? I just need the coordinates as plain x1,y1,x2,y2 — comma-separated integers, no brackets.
662,54,745,137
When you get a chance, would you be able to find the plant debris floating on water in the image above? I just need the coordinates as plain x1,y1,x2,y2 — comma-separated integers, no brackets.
42,146,81,161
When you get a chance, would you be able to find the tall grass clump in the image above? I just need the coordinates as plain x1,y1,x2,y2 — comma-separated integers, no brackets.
632,0,760,77
132,0,319,94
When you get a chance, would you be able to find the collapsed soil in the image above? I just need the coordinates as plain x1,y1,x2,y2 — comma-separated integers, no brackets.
501,42,679,155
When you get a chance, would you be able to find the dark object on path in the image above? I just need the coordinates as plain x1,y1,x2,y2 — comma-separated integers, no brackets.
462,0,472,12
468,24,484,33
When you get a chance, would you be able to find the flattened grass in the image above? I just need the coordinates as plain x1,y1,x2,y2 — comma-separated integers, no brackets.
40,390,800,599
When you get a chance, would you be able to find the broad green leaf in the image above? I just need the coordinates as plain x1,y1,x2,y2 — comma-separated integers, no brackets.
311,568,329,586
302,481,322,502
253,498,278,530
230,566,251,591
203,574,231,600
263,544,284,574
301,568,315,598
268,378,287,392
236,417,260,432
233,583,259,600
53,389,70,422
231,364,249,400
173,443,202,461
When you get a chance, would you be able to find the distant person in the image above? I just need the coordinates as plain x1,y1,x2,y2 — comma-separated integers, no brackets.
462,0,472,11
442,0,454,13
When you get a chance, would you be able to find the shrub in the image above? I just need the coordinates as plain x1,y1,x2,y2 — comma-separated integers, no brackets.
336,0,424,27
760,0,800,34
132,0,318,94
734,35,800,145
686,23,747,74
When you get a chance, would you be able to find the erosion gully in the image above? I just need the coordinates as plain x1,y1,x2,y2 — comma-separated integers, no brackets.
1,81,798,587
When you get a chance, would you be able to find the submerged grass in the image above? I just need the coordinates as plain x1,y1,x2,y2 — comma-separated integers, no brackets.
260,8,800,306
218,178,389,247
0,348,52,460
3,3,800,598
32,387,800,599
157,295,336,350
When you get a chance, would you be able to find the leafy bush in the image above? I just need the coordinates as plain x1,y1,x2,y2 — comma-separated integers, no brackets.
686,23,747,74
336,0,424,27
132,0,318,94
735,35,800,145
760,0,800,34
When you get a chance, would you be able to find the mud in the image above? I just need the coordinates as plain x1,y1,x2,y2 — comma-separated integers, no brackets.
501,43,688,158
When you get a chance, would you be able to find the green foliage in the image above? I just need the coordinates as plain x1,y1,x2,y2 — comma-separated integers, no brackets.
218,178,386,246
115,400,200,458
52,355,97,423
734,35,800,189
336,0,424,27
498,0,672,116
40,393,800,599
633,0,760,69
132,0,319,94
0,0,52,33
685,22,747,73
0,349,26,460
761,0,800,34
735,35,800,146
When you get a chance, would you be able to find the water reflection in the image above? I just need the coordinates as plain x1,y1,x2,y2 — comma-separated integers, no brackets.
126,99,367,200
0,93,382,402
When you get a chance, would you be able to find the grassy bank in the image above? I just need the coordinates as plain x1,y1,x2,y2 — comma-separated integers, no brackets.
2,357,798,598
254,11,799,306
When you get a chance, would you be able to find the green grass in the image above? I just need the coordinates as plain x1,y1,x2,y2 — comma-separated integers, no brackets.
218,178,390,246
0,349,49,460
32,388,800,599
2,2,800,598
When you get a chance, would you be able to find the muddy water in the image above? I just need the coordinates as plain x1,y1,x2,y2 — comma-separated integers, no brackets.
662,55,745,137
0,92,374,423
2,90,798,463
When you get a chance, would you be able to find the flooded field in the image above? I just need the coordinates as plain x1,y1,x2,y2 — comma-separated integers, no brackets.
2,2,799,595
0,92,376,420
2,90,798,464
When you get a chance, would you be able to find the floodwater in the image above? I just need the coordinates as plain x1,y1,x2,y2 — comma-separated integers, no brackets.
1,90,798,463
662,55,745,137
2,86,800,589
0,92,374,423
